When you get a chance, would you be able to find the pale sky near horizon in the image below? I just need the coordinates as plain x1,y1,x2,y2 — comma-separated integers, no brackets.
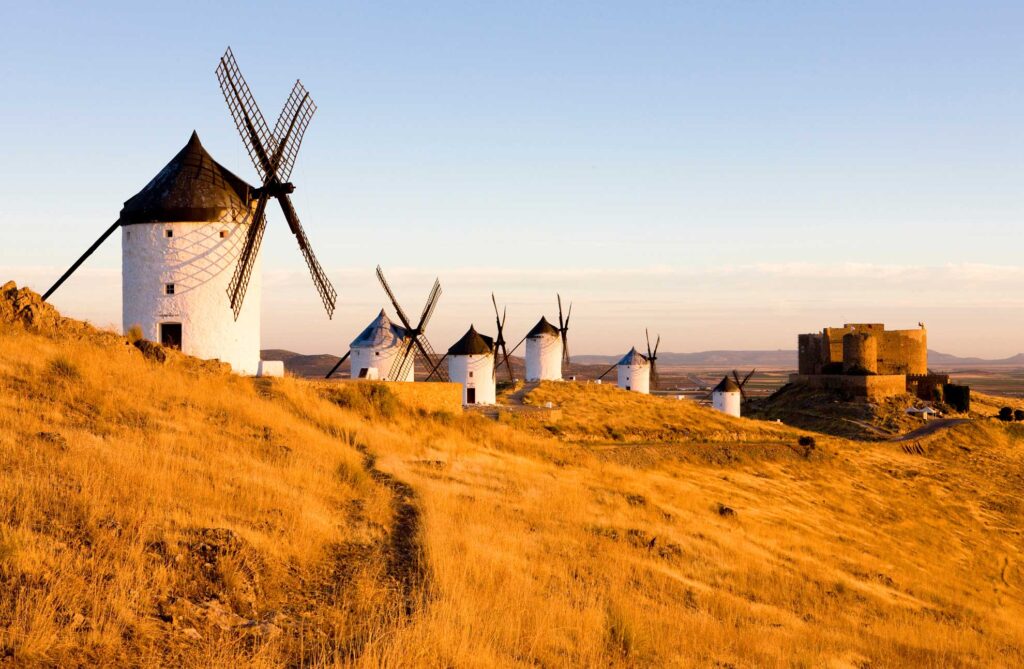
2,1,1023,356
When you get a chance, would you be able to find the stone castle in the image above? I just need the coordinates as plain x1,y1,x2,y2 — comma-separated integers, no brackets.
790,323,968,410
798,323,927,376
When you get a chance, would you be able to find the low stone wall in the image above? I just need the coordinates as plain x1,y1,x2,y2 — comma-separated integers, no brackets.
788,374,907,400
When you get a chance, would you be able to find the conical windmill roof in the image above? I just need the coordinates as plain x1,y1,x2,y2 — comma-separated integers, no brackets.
119,131,254,225
713,376,741,393
447,325,494,356
350,310,409,350
526,316,560,338
617,347,649,366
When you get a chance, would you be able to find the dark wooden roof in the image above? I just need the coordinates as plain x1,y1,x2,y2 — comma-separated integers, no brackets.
526,316,560,338
119,131,254,225
713,376,741,393
448,325,494,355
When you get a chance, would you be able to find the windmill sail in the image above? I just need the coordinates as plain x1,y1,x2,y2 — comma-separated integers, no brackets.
216,47,336,319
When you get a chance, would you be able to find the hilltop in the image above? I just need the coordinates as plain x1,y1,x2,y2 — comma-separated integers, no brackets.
2,283,1023,667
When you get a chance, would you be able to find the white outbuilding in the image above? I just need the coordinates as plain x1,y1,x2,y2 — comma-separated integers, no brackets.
616,347,651,394
525,317,563,382
447,325,496,406
712,376,742,417
120,132,261,374
349,309,415,381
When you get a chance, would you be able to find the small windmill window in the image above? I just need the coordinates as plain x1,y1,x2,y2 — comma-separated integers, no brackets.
220,230,228,239
469,371,474,378
165,284,175,295
165,229,173,238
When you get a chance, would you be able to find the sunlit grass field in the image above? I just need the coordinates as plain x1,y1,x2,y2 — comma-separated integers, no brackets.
1,301,1023,666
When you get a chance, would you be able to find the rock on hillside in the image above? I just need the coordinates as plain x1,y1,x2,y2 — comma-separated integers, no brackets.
1,281,229,373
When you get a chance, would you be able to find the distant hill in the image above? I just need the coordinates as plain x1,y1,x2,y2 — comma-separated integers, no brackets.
573,350,798,368
261,349,346,378
264,347,1024,378
927,351,1024,367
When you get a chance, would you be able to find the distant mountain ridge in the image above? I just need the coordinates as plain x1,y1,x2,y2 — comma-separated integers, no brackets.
572,350,797,367
262,348,1024,377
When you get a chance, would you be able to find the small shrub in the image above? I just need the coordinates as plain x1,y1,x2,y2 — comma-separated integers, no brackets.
797,435,817,458
126,324,144,343
1015,409,1024,422
47,355,81,382
998,407,1014,422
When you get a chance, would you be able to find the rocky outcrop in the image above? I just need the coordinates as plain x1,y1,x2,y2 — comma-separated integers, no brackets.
1,281,229,374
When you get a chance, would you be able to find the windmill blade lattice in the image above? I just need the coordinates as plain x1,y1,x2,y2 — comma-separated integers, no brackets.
216,47,337,319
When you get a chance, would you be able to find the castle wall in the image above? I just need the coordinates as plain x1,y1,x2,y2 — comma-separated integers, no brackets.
796,323,926,378
787,374,906,400
876,329,927,375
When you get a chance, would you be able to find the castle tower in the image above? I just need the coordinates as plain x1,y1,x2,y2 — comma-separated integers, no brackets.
349,309,415,381
524,316,563,382
447,325,496,405
120,132,261,374
616,347,650,394
842,332,878,374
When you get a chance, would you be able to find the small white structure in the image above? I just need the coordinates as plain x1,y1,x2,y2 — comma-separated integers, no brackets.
525,317,563,382
616,347,650,394
257,360,285,378
712,376,742,417
447,325,496,406
349,309,415,381
906,406,939,421
121,132,261,374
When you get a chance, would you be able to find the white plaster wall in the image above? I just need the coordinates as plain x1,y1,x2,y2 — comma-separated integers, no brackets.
122,222,261,375
713,391,741,417
617,363,650,394
525,334,562,381
449,353,496,405
350,345,415,381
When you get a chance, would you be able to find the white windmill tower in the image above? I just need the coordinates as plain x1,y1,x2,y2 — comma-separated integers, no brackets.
348,310,414,381
521,295,571,382
711,370,753,417
447,325,496,405
597,330,660,394
615,347,651,394
42,49,337,376
524,317,563,381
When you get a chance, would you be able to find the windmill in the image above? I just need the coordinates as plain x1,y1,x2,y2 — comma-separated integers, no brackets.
376,266,448,382
557,294,572,368
731,369,757,401
646,329,661,390
215,47,337,320
492,293,514,381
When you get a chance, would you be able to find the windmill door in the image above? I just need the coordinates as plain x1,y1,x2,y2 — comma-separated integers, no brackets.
160,323,182,350
466,388,476,404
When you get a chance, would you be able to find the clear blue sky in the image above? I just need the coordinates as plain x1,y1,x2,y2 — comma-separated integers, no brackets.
2,1,1022,356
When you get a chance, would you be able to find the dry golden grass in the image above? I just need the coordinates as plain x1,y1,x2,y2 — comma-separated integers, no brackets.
1,311,1023,667
0,324,411,666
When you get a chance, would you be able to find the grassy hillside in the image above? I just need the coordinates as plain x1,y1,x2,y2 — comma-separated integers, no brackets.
2,283,1023,667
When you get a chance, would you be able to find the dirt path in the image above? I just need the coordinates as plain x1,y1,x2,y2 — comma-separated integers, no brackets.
357,446,428,616
889,418,968,442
